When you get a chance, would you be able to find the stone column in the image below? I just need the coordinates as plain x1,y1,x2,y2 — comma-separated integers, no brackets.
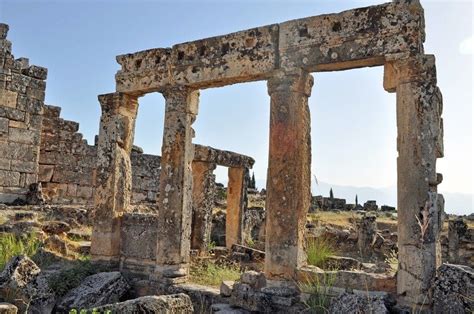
384,55,444,307
448,219,468,264
357,214,377,258
226,167,247,248
91,92,138,265
155,86,198,281
191,160,216,254
265,69,313,281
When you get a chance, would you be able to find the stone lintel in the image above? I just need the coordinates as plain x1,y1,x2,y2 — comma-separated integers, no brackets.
115,1,424,93
194,144,254,169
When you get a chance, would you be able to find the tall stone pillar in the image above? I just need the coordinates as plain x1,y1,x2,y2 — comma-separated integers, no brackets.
191,160,216,254
265,69,313,281
155,86,198,281
226,167,247,248
91,92,138,265
448,219,468,264
384,55,444,307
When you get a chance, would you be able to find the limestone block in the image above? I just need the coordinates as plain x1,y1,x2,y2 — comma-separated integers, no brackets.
0,303,18,314
121,213,158,260
0,170,20,186
0,117,8,135
43,105,61,118
433,264,473,313
56,272,130,312
91,294,194,314
0,158,10,171
0,23,8,40
22,65,47,80
0,89,17,108
38,164,54,182
0,106,25,121
76,186,93,199
220,281,234,297
8,127,40,145
17,95,43,114
10,160,36,173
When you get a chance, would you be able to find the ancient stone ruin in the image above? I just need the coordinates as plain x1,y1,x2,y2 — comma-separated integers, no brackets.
1,1,473,313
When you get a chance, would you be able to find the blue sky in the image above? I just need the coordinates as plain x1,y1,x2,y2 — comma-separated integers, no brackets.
1,0,472,213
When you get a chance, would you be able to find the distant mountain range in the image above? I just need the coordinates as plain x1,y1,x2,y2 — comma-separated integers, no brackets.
253,179,473,216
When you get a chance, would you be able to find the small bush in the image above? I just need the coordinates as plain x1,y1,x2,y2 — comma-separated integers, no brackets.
189,261,241,287
306,237,334,268
48,260,106,296
0,233,41,270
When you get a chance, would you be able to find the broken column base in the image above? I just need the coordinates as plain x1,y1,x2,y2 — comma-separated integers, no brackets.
151,264,189,285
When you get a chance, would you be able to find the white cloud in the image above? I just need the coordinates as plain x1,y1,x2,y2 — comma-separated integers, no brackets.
459,36,473,55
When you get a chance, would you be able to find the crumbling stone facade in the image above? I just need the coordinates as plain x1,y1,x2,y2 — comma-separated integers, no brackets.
0,24,47,203
91,0,445,309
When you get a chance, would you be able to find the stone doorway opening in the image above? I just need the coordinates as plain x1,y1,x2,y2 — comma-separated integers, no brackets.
307,66,399,269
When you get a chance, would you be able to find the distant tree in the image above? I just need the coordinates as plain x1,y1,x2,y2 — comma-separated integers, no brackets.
355,194,359,206
251,172,256,189
329,188,334,200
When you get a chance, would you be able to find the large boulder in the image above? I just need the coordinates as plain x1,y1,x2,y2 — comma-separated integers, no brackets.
0,255,40,313
433,264,473,314
0,303,18,314
56,271,130,312
0,255,57,314
91,294,194,313
328,292,389,314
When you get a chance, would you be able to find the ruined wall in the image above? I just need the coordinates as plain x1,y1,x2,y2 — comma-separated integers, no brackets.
0,24,47,203
39,105,96,203
38,105,161,204
131,152,161,204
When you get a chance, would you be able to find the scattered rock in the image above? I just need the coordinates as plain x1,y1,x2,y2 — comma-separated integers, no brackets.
0,303,18,314
56,271,130,312
433,263,473,314
26,183,45,205
91,294,193,314
41,221,70,235
0,256,40,313
220,281,234,297
45,235,68,255
328,292,389,314
14,212,36,221
240,271,266,289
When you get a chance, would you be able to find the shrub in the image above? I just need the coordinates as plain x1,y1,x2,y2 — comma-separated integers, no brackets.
0,233,41,270
306,237,334,268
189,261,241,287
48,260,106,296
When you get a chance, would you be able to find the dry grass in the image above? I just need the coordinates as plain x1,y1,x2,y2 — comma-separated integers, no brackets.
189,260,241,287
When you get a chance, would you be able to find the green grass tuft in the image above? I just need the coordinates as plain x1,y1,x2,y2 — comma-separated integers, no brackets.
0,233,41,270
306,237,335,268
298,272,336,314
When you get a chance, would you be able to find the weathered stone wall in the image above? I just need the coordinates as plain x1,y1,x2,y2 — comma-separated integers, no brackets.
131,152,161,204
37,104,162,204
0,24,47,203
39,105,96,203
